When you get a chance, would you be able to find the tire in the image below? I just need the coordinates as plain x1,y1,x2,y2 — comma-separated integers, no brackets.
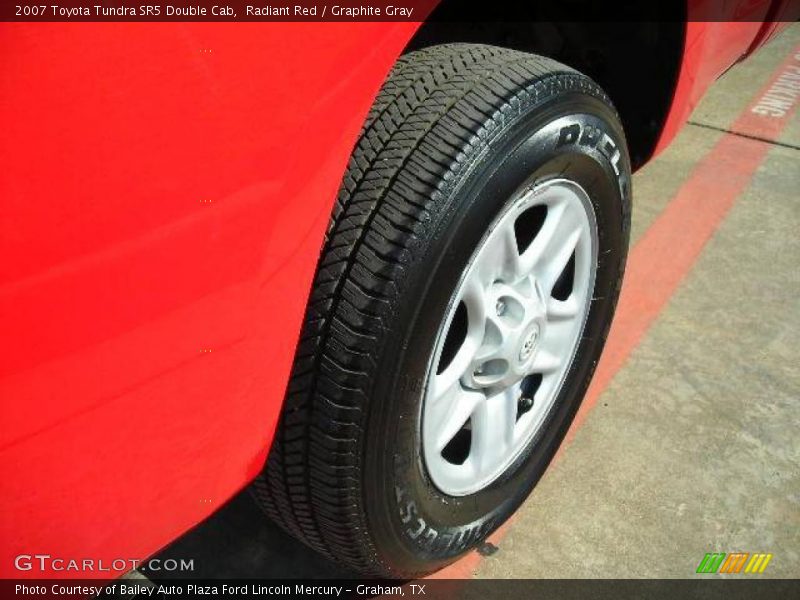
252,43,631,577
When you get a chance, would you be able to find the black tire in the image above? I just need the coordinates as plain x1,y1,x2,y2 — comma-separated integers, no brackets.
252,43,631,577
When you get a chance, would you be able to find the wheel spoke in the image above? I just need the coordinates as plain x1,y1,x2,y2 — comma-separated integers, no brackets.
471,388,517,472
547,296,581,321
520,201,583,295
475,220,523,282
461,276,488,333
548,316,580,347
433,278,487,397
497,223,523,281
427,382,484,452
530,349,560,373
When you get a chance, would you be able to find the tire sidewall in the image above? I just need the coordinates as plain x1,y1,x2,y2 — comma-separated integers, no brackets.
364,89,631,575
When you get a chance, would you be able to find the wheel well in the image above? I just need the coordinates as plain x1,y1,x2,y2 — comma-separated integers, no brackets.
405,7,686,169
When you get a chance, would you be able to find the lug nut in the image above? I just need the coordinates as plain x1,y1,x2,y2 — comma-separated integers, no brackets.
518,395,534,411
496,300,506,316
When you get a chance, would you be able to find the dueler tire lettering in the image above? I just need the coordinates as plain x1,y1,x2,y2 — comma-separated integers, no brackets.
557,121,625,179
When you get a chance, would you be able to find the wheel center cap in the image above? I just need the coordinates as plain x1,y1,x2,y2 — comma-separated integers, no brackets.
518,323,540,362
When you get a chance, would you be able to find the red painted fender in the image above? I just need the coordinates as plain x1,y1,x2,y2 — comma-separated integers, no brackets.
0,22,419,578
